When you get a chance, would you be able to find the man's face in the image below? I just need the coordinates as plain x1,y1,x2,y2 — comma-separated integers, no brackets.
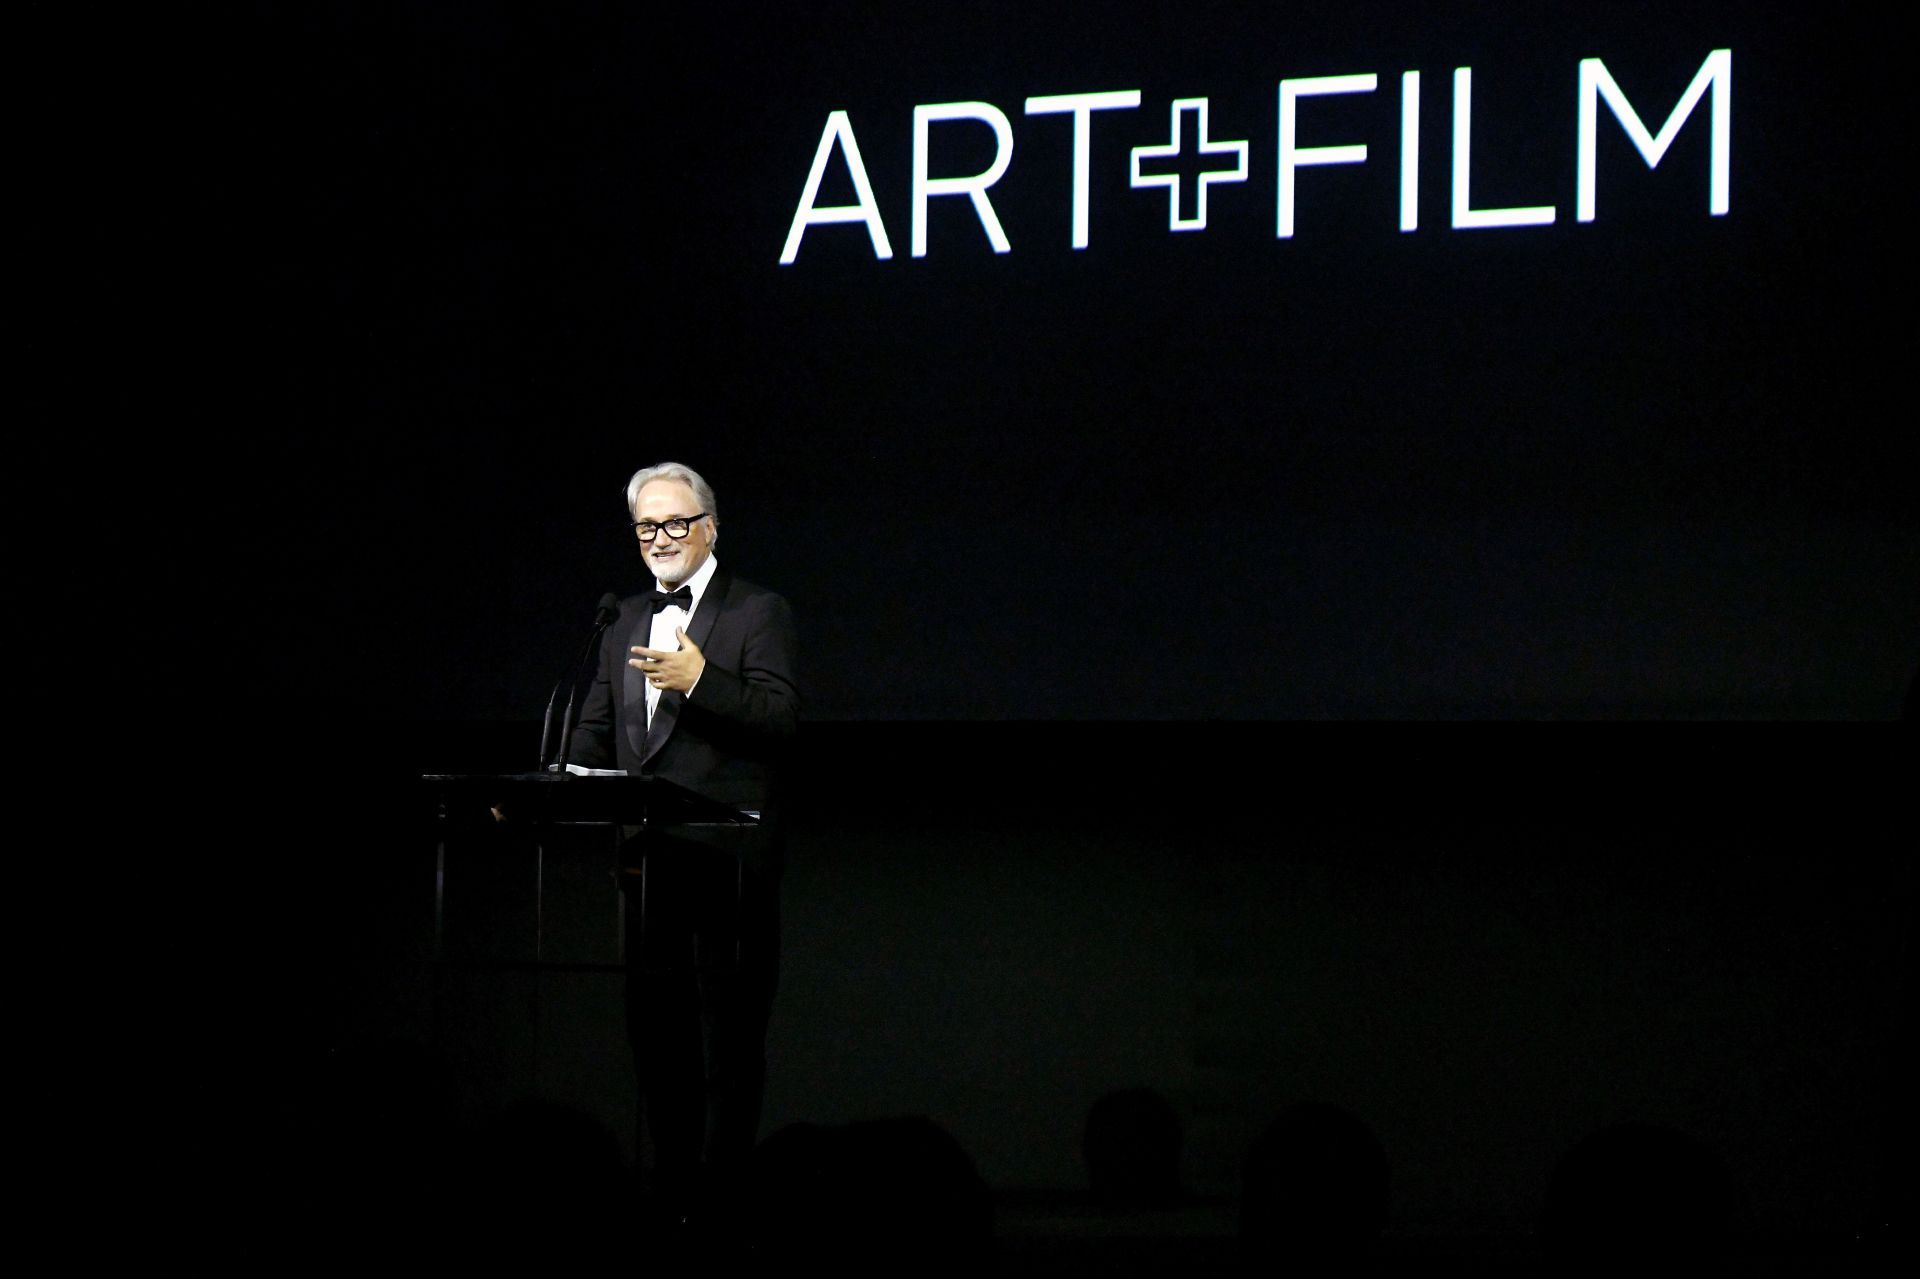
634,479,716,587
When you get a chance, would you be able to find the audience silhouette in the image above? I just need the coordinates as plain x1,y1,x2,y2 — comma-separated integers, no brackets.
748,1115,994,1274
1238,1101,1390,1268
1083,1087,1186,1208
1544,1120,1731,1270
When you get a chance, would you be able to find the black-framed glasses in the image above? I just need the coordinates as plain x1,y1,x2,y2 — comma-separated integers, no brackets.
631,513,711,542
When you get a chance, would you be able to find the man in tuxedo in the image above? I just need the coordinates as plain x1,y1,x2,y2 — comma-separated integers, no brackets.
566,461,798,1220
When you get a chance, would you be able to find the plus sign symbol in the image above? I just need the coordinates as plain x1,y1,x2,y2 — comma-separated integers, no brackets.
1130,97,1249,232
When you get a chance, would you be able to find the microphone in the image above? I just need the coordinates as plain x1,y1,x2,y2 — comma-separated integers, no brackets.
538,592,622,772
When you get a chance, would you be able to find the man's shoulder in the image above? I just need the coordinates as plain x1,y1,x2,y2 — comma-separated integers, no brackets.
711,570,790,611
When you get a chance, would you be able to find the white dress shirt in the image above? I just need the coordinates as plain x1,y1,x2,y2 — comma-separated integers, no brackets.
646,552,717,726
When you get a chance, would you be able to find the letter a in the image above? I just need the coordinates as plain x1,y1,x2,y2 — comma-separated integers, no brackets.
779,110,895,265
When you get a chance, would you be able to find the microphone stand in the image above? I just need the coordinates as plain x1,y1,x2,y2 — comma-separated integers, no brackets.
538,595,621,772
553,621,612,774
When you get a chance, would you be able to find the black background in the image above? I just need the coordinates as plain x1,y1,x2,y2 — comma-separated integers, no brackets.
185,4,1914,1254
251,1,1914,725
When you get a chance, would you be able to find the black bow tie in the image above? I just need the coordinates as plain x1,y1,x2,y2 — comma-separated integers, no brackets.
646,586,693,613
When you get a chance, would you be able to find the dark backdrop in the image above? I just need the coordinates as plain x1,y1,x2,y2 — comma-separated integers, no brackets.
191,5,1917,1255
250,1,1915,724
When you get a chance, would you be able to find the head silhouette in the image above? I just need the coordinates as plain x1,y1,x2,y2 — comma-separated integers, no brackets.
1083,1088,1184,1207
1240,1102,1389,1264
750,1116,993,1274
1545,1121,1730,1266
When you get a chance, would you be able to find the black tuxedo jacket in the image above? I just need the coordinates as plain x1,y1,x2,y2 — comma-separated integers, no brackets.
568,567,799,829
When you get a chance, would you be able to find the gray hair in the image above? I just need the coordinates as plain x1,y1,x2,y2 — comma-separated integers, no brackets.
626,461,718,535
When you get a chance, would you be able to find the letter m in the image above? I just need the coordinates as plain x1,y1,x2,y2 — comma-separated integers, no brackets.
1578,49,1730,222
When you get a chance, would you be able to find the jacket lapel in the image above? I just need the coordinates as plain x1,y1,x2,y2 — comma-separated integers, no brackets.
638,568,730,768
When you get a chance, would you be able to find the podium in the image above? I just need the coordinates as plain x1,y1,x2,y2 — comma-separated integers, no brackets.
420,771,765,972
417,771,768,1106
